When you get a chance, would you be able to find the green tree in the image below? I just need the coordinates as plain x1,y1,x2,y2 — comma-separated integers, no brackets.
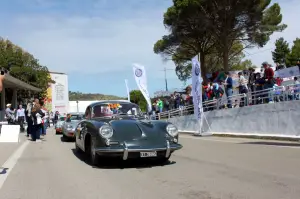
69,91,124,101
130,90,147,112
231,59,256,71
272,37,290,65
154,0,287,81
0,38,53,98
287,38,300,66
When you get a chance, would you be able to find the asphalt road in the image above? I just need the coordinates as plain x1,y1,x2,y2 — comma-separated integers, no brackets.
0,129,300,199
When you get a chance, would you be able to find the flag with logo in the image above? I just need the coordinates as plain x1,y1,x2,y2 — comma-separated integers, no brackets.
132,64,152,112
124,79,130,101
274,66,300,78
191,56,203,120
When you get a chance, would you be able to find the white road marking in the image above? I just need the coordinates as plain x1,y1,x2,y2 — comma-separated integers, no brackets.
0,140,30,189
180,135,300,149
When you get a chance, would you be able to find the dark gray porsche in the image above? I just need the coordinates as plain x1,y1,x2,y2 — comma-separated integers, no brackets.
74,100,182,166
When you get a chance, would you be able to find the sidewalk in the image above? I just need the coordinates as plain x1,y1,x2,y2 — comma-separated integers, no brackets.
0,132,28,166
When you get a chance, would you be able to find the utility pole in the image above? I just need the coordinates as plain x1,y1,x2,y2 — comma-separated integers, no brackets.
160,67,173,92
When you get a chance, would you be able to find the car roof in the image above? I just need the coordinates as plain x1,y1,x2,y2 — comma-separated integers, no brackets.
88,100,135,107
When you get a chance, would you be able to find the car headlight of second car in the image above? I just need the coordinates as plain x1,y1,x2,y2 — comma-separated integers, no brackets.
99,125,113,139
166,124,178,137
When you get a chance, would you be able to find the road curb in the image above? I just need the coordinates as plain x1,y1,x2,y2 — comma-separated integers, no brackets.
179,132,300,142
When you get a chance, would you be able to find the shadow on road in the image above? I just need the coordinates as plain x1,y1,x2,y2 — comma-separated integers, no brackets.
71,149,176,169
60,136,75,143
239,141,300,147
0,167,9,174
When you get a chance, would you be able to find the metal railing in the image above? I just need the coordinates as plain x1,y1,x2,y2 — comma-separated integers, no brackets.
154,83,300,120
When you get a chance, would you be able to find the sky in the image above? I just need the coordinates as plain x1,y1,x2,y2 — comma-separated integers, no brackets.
0,0,299,97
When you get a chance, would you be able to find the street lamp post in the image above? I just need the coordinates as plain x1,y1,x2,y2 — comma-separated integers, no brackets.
76,100,79,113
160,67,173,92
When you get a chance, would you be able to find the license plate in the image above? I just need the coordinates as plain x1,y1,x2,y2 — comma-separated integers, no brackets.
140,151,157,157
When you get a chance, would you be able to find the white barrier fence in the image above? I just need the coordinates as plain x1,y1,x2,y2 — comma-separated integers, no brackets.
167,100,300,139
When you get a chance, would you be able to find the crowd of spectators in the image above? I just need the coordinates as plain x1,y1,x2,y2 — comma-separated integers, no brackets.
153,61,300,115
4,98,60,142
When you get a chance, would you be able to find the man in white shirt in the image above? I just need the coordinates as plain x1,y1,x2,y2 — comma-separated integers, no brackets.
16,105,26,132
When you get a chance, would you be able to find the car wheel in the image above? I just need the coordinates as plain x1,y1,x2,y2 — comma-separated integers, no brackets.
89,138,100,166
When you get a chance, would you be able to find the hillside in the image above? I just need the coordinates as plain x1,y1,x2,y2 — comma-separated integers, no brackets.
69,91,125,101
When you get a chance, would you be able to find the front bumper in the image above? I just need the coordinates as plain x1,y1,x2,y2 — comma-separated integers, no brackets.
63,129,76,138
94,141,182,160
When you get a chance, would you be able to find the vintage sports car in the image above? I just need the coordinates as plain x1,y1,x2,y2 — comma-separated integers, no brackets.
62,112,85,140
74,101,182,165
55,116,66,134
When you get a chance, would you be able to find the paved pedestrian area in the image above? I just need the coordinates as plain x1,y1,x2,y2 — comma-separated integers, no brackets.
0,129,299,199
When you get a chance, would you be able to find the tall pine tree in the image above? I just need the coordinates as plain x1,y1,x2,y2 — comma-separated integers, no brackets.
272,37,290,65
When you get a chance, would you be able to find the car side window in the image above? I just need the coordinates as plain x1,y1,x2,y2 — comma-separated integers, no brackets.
85,107,91,120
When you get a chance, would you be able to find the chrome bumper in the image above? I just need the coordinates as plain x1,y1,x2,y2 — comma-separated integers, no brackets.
94,141,182,160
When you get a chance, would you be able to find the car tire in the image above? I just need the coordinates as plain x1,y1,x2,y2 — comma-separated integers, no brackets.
89,138,100,166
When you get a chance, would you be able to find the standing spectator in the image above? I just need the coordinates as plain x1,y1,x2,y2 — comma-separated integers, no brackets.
164,98,169,111
25,98,34,137
262,62,275,103
169,94,175,110
223,72,233,108
174,93,180,109
248,68,256,104
276,77,283,86
53,111,59,125
31,104,45,142
255,73,265,104
5,104,15,124
238,72,248,107
293,77,300,100
16,105,25,132
50,112,54,126
157,99,163,113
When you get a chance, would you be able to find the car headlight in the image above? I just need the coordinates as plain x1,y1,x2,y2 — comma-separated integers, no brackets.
166,124,178,137
99,125,113,139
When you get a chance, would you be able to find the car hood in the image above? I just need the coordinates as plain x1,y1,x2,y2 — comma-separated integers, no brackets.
108,119,168,145
65,121,80,128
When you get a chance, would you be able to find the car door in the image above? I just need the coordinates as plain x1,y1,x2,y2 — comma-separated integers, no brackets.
77,107,91,150
76,122,85,150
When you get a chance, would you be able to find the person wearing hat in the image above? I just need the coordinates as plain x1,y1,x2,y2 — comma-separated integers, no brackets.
5,104,16,124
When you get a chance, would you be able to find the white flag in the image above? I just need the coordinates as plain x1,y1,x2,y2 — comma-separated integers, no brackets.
274,66,300,78
132,64,152,112
191,56,203,120
124,79,130,102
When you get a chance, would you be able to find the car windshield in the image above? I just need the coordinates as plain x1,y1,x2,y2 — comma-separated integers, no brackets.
92,102,142,118
66,114,83,122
